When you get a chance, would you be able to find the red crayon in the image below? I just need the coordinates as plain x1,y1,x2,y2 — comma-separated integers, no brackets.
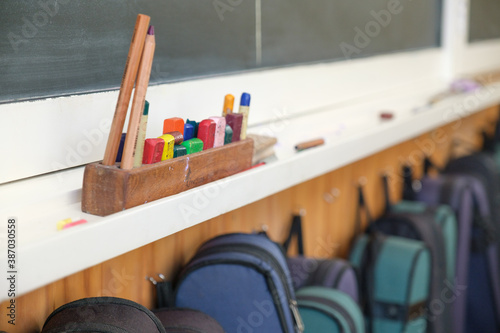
197,119,216,150
226,113,243,142
163,117,185,135
63,219,88,230
142,138,165,164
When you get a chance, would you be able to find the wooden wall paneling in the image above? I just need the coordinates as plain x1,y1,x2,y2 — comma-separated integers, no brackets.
290,176,328,257
325,165,355,258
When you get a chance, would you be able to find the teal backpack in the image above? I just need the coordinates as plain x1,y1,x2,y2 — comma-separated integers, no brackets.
297,286,365,333
350,186,431,333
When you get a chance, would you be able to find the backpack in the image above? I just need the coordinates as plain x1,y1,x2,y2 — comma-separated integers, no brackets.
350,186,431,333
41,297,166,333
404,160,500,333
367,175,456,333
173,232,304,333
284,214,360,303
152,308,225,333
296,286,365,333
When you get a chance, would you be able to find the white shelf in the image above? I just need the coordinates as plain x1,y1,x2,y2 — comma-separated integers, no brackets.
1,79,500,301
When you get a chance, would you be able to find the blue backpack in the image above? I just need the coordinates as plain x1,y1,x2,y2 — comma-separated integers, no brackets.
174,232,304,333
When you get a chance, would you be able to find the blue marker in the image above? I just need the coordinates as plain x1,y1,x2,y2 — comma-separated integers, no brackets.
238,92,251,140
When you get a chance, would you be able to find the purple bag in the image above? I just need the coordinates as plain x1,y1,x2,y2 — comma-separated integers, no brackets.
284,215,360,303
404,159,500,333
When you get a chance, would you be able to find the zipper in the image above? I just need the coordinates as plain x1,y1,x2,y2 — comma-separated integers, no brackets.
297,294,358,333
180,242,304,332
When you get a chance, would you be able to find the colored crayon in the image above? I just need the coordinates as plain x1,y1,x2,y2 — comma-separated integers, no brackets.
226,113,243,142
197,119,216,150
224,125,233,145
158,134,175,160
209,116,226,148
142,138,164,164
184,123,195,140
163,117,185,135
173,145,187,158
63,219,88,230
165,131,183,145
181,138,203,154
186,119,199,137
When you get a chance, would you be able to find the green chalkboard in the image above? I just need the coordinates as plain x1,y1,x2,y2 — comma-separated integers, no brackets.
469,0,500,42
0,0,441,104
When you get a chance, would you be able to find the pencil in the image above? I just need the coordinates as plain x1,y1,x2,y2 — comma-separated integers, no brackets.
102,14,150,166
295,138,325,151
121,26,156,170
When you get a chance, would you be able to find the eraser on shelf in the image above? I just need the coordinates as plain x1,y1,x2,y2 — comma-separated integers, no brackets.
224,124,233,145
184,123,195,141
165,131,183,145
197,119,216,150
163,117,184,135
181,138,203,154
142,138,164,164
380,112,394,120
158,134,175,160
226,113,243,142
209,116,226,148
173,144,187,158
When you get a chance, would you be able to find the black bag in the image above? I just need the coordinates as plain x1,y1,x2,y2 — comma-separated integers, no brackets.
41,297,166,333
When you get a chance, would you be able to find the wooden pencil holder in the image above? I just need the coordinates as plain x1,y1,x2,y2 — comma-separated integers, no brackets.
82,139,254,216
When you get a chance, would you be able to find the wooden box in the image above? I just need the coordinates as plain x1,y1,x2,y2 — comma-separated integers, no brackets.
82,139,254,216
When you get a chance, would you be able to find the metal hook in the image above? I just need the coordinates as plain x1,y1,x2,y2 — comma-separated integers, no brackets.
293,207,307,216
157,273,166,281
145,276,157,285
323,188,341,204
358,176,368,187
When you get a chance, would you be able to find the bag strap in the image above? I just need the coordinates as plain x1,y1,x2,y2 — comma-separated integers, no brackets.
382,174,392,214
156,281,174,308
402,165,416,201
360,233,384,333
354,185,373,236
283,214,305,255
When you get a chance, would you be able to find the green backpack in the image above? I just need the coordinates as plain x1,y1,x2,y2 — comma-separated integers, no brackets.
297,286,365,333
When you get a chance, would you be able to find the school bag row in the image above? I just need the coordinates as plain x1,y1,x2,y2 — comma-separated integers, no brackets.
40,141,500,332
